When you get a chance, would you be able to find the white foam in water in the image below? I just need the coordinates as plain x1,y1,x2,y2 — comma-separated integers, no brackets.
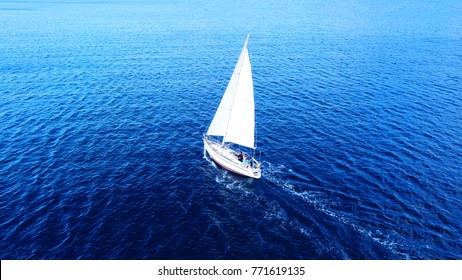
264,160,408,258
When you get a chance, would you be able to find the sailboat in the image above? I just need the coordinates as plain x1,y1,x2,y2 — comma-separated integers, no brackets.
203,35,261,179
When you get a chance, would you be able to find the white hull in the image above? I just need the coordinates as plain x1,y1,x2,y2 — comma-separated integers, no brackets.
203,137,261,179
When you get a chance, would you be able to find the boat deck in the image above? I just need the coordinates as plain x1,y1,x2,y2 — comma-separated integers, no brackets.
204,137,261,179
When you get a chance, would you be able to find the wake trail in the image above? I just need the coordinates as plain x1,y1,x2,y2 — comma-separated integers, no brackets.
262,160,409,259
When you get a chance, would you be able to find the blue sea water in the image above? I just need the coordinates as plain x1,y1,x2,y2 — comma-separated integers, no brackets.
0,0,461,259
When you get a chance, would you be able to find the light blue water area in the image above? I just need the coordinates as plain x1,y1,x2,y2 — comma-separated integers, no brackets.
0,0,461,259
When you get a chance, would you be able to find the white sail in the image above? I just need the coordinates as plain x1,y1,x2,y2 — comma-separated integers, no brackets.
206,36,255,149
203,35,261,179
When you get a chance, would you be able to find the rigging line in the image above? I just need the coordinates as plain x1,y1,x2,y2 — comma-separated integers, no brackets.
254,119,258,150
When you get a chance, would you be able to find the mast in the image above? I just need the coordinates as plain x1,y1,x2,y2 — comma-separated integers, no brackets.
206,34,254,149
222,34,250,147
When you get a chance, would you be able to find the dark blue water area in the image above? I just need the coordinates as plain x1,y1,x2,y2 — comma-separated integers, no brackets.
1,0,461,259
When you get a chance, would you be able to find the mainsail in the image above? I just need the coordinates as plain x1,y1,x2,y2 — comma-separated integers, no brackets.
206,35,255,149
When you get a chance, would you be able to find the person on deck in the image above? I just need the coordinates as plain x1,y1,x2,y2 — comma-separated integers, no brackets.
237,152,243,162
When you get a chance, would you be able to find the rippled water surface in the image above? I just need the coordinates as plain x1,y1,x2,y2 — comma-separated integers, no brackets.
1,0,461,259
